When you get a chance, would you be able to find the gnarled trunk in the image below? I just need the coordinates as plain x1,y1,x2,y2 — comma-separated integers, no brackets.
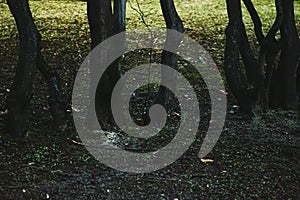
224,0,300,116
224,0,264,115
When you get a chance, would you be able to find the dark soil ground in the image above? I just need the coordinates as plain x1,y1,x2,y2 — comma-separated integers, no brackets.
1,0,300,199
1,98,300,199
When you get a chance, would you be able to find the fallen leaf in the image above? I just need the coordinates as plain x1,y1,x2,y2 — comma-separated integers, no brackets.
201,158,214,163
72,106,80,112
43,106,49,111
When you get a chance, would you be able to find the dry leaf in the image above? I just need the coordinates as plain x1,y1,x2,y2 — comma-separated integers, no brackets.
43,106,49,111
201,158,214,163
72,106,80,112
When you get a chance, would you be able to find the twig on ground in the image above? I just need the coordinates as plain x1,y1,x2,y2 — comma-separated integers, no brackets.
67,137,84,145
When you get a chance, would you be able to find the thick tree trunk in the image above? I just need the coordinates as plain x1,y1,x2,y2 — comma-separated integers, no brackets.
224,0,263,115
86,0,125,130
269,0,300,109
6,0,67,137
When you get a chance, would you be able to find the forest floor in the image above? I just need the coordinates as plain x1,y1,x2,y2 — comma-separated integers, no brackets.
1,0,300,199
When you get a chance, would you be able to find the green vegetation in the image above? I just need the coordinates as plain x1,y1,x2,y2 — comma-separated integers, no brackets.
1,0,299,69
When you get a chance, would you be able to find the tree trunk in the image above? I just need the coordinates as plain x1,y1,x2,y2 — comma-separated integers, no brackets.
140,0,184,124
86,0,125,130
224,0,263,115
6,0,67,137
153,0,184,106
269,0,300,109
224,0,299,115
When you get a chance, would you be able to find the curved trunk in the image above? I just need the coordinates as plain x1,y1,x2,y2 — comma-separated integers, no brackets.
6,0,67,137
225,0,299,115
224,0,263,115
154,0,184,106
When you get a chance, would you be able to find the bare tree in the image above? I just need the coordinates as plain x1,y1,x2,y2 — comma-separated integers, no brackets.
6,0,67,137
224,0,300,116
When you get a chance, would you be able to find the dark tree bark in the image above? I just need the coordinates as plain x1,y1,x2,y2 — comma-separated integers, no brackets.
224,0,263,115
259,0,283,109
86,0,125,130
6,0,67,137
224,0,300,115
86,0,183,128
269,0,300,109
242,0,264,45
140,0,184,125
153,0,184,106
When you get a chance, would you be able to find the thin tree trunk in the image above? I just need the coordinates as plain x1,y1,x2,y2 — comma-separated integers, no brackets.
154,0,184,106
36,53,67,126
242,0,264,45
6,0,39,137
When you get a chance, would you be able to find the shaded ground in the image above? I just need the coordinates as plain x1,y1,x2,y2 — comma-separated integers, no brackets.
1,0,300,199
1,104,299,199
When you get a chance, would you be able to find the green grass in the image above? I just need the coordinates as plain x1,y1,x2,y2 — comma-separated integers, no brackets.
1,0,299,51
